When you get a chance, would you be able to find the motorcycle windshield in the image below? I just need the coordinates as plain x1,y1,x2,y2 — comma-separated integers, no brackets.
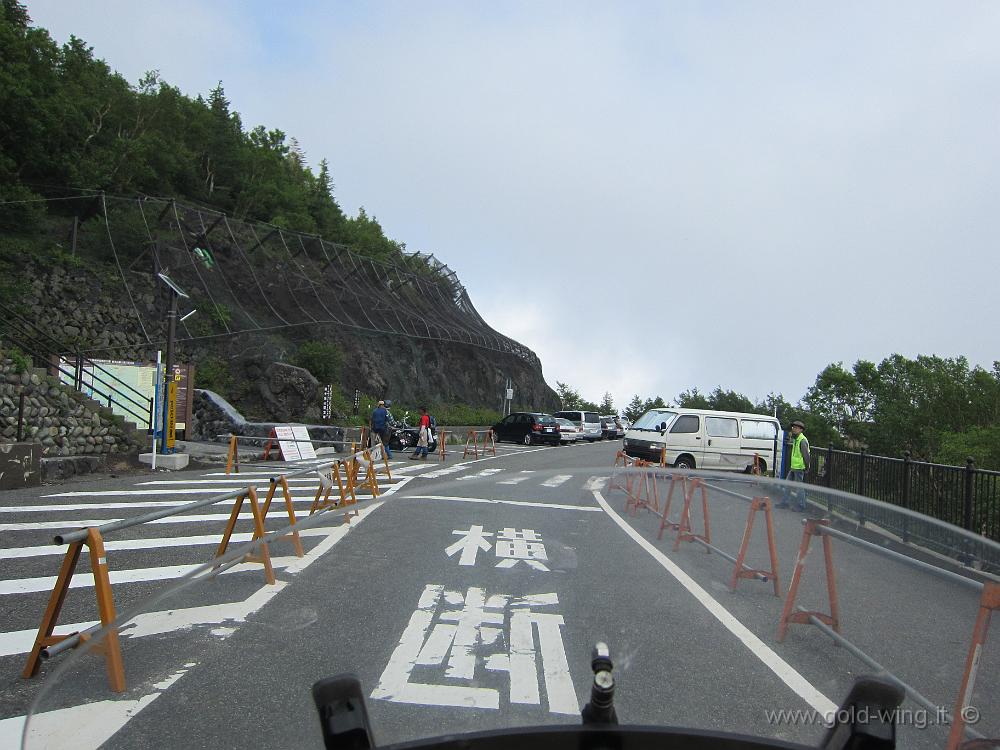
14,462,1000,750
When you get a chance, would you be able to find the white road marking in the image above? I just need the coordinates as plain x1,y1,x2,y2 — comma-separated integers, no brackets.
455,468,504,482
0,502,386,656
0,556,303,595
138,477,323,485
592,489,836,715
0,526,340,560
0,505,375,532
403,495,602,513
540,475,572,488
497,471,535,485
584,476,609,490
1,685,162,749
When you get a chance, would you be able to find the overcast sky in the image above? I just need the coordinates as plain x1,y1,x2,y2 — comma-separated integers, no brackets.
26,1,1000,411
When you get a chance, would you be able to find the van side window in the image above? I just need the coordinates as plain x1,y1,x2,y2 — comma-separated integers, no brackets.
705,417,738,438
741,420,777,439
584,412,600,423
670,415,700,433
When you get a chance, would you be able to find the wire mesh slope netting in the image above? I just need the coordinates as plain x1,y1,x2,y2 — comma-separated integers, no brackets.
66,194,538,364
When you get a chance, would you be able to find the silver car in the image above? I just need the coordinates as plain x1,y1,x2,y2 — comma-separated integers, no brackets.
555,417,583,443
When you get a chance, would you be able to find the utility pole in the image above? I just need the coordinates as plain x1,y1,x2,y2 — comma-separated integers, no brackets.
156,273,189,455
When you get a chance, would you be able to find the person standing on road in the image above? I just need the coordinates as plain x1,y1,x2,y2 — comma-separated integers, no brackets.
411,407,431,460
371,400,392,459
778,420,810,511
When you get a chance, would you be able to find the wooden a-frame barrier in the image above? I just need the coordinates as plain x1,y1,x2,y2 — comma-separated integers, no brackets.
22,527,126,692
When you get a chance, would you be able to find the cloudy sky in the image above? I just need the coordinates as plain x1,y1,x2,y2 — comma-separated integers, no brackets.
27,1,1000,411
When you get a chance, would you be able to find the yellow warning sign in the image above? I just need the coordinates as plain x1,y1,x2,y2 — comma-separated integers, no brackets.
166,381,178,450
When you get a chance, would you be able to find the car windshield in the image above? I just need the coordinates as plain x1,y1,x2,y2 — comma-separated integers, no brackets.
631,409,678,430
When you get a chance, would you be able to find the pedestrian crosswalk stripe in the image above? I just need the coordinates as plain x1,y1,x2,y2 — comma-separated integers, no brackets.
0,526,340,560
541,475,572,487
0,555,303,595
455,468,503,482
0,506,376,532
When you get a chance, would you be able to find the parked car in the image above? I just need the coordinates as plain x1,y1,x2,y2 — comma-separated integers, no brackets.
623,407,780,472
555,417,583,444
552,410,602,442
492,412,561,446
600,416,617,439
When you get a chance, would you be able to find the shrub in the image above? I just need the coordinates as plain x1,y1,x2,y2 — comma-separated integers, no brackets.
293,340,343,384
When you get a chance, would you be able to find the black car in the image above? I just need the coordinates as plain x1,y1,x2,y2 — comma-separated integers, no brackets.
492,412,561,446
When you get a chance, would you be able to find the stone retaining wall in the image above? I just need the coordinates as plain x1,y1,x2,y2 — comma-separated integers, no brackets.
0,353,145,457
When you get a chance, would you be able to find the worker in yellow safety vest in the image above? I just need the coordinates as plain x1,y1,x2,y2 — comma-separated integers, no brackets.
777,420,810,511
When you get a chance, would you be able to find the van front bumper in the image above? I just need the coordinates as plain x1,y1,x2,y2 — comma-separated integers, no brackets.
622,439,666,463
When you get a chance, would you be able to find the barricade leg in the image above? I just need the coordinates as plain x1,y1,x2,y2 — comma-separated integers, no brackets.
947,582,999,750
22,528,125,692
487,430,496,457
226,434,239,475
657,475,686,540
673,478,711,552
729,497,782,596
438,430,448,462
261,476,304,557
215,488,275,585
463,429,477,459
777,519,838,641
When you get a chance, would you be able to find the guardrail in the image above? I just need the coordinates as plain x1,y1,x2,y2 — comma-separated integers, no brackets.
21,446,387,692
808,446,1000,544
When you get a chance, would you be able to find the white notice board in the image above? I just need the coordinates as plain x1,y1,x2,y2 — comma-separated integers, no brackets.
273,425,302,461
291,425,316,459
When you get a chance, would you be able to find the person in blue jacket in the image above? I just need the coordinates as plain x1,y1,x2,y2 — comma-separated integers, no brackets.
370,400,392,458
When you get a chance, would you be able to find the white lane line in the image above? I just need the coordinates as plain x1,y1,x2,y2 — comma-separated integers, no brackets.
541,474,572,488
584,476,609,490
0,501,386,657
0,526,340,560
497,471,535,485
404,495,602,513
454,468,503,482
0,505,377,532
592,489,836,715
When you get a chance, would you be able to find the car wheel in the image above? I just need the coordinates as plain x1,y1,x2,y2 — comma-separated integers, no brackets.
674,455,696,470
523,434,533,446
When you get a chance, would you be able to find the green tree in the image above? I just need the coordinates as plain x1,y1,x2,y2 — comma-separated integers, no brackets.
555,381,582,410
623,395,645,422
676,387,710,409
599,392,615,414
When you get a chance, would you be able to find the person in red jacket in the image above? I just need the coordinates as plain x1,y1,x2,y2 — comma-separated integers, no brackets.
411,407,432,460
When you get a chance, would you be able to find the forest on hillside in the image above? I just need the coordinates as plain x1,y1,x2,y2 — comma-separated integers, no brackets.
0,0,400,259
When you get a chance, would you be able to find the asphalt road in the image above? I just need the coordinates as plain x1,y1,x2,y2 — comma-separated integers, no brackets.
1,439,996,749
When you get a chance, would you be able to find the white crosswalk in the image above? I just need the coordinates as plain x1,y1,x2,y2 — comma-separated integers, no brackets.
0,455,406,664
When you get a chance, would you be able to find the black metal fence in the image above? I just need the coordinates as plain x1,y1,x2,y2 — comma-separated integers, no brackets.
807,446,1000,564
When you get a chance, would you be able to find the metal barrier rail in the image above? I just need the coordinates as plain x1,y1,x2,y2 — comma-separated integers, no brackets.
55,487,246,545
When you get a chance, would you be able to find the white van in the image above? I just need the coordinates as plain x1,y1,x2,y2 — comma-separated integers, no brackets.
553,410,603,442
623,407,781,473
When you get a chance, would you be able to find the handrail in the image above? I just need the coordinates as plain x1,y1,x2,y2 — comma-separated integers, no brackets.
0,302,149,402
2,333,149,426
1,318,152,427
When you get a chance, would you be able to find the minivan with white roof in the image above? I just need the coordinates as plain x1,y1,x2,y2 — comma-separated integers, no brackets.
553,410,603,442
623,407,781,473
